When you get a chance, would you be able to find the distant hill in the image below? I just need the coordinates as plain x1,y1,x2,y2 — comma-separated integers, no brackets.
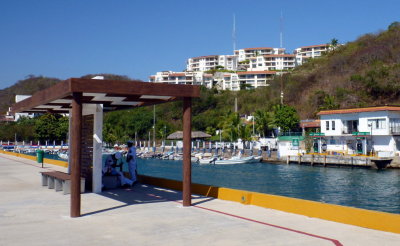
0,76,61,113
0,74,137,113
281,21,400,118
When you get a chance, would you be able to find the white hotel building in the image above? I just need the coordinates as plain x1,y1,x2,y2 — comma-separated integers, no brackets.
149,70,276,91
234,47,285,62
150,44,333,91
294,44,331,65
247,54,296,71
186,55,238,72
317,106,400,157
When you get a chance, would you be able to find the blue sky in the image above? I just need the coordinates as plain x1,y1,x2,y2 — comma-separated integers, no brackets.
0,0,399,89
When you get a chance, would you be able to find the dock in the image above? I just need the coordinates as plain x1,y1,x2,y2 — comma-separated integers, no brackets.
285,154,400,168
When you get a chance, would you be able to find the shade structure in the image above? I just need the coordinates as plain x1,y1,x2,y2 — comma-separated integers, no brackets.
11,78,199,114
167,131,211,140
11,78,200,217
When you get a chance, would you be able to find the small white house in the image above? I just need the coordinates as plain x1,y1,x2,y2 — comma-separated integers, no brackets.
317,106,400,157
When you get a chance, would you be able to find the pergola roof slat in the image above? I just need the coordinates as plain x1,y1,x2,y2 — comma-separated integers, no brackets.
11,78,200,113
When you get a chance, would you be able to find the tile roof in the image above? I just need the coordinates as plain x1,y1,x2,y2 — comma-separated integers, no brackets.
300,44,329,49
243,47,273,50
237,71,276,75
318,106,400,115
264,54,296,58
169,73,186,76
300,120,320,128
190,55,219,59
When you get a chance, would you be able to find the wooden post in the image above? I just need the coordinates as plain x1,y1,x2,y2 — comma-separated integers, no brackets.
311,154,314,166
71,92,82,218
298,155,301,164
182,97,192,206
286,156,290,164
324,155,327,167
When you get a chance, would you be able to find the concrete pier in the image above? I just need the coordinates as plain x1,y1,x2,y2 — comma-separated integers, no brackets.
1,153,399,246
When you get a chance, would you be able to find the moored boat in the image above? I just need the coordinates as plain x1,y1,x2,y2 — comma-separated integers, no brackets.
198,155,262,165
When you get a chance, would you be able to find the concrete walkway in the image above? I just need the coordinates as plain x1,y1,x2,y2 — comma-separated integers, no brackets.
0,153,399,246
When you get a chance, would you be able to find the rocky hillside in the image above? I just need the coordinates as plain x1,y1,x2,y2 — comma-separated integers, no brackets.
282,22,400,118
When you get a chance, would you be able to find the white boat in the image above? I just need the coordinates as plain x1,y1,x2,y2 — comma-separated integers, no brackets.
198,155,262,165
57,151,68,160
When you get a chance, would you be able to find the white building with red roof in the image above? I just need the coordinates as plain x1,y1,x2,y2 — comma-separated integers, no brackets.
316,106,400,156
247,54,296,71
186,55,238,72
150,43,336,90
294,44,331,65
234,47,285,62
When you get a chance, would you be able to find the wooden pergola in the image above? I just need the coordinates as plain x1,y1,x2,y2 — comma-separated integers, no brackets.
11,78,200,217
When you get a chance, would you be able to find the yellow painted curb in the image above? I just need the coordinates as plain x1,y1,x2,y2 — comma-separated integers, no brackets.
0,150,68,168
138,175,400,234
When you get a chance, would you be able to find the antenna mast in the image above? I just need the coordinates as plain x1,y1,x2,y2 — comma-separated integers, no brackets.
233,13,236,52
280,10,284,104
280,10,283,48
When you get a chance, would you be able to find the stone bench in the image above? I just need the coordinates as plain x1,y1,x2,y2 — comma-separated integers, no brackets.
41,171,85,195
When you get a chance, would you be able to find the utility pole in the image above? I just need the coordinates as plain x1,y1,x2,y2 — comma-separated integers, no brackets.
252,116,255,136
234,97,238,112
153,105,156,148
135,131,137,145
280,73,284,104
280,10,284,104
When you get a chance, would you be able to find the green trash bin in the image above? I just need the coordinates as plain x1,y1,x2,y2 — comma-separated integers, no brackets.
36,149,44,163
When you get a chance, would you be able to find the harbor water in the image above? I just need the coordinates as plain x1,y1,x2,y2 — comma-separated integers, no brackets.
41,152,400,214
137,158,400,214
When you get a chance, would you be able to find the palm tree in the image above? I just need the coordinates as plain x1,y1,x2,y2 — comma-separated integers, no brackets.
238,123,252,141
254,110,274,137
330,38,339,50
221,112,240,142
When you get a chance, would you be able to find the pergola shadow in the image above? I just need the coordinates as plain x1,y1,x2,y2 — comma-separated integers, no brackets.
82,183,216,217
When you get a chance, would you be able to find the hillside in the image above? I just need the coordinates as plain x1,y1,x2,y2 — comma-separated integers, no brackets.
282,21,400,118
0,76,61,113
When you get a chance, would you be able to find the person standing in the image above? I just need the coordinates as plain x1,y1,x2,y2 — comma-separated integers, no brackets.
127,140,137,185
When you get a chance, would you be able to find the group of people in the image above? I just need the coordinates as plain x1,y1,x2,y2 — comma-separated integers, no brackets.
103,140,137,187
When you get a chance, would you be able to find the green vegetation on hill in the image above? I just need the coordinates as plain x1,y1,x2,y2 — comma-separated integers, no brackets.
283,21,400,118
0,76,61,113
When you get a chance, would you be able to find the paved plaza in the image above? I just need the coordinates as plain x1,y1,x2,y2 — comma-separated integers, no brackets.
0,153,399,246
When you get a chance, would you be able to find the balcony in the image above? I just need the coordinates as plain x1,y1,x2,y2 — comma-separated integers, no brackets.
342,128,358,135
390,126,400,135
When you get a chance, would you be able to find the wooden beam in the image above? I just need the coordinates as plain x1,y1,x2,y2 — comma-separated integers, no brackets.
71,92,82,217
182,97,192,206
11,80,71,113
70,78,200,98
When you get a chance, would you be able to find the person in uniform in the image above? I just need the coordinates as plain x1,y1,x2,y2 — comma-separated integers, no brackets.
103,152,133,187
126,140,137,185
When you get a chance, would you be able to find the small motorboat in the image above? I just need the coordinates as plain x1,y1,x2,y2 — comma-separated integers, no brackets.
198,155,262,165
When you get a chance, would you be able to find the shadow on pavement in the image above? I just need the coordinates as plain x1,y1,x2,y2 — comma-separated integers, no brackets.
82,183,215,217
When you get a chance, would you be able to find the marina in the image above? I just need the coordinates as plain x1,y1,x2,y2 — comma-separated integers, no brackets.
136,158,400,214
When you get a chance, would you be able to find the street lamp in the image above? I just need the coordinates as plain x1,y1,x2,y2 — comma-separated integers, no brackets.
368,122,373,156
164,125,166,147
252,115,255,136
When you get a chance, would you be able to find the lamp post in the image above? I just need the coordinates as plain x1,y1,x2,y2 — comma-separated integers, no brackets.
252,115,255,136
164,125,166,146
368,123,373,156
